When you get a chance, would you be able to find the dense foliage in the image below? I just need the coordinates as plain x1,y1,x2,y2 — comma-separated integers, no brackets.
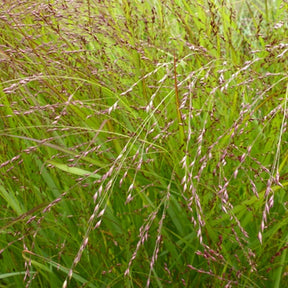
0,0,287,287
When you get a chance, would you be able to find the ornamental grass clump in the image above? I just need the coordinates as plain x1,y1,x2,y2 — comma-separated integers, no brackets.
0,0,287,287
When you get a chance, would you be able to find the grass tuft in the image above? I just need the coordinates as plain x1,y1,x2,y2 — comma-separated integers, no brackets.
0,0,288,287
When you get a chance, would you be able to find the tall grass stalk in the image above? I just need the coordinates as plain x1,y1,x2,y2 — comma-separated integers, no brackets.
0,0,287,287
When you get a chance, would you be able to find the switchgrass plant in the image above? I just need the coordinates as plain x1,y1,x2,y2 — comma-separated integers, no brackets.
0,0,287,287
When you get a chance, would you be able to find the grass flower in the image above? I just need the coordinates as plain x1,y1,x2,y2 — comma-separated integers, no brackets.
0,0,287,287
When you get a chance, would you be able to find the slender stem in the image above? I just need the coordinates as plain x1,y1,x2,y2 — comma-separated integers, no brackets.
173,52,185,145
